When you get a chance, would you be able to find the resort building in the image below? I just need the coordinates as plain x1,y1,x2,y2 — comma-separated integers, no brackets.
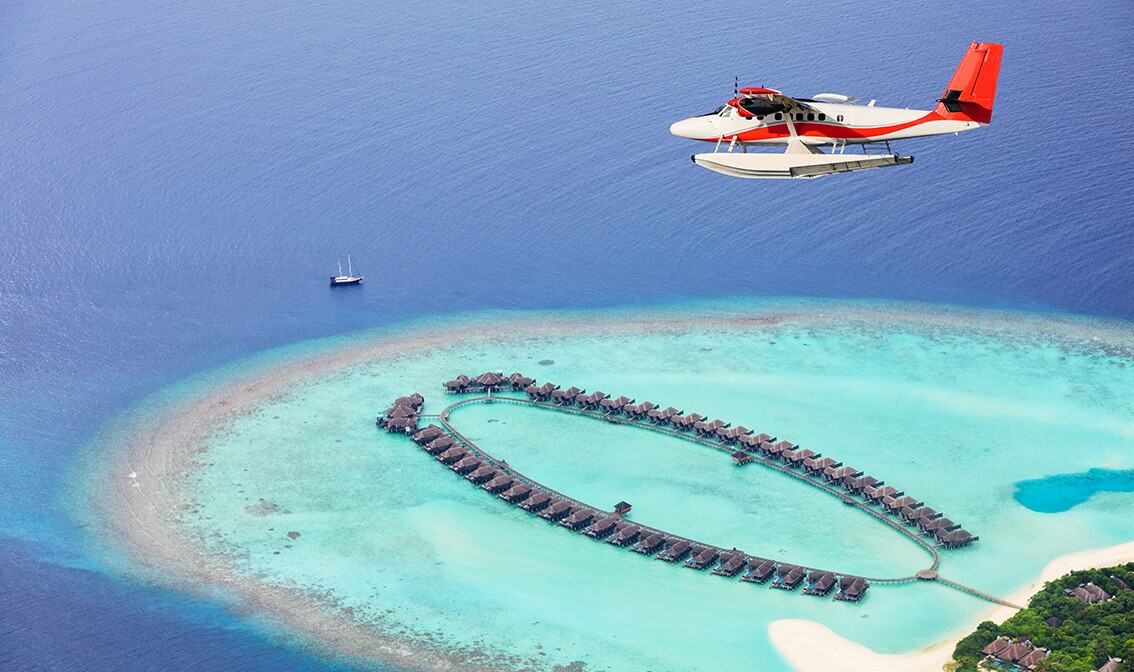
1092,658,1123,672
1066,582,1112,604
980,636,1050,671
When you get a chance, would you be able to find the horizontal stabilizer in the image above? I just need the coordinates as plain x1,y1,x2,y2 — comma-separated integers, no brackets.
691,152,913,179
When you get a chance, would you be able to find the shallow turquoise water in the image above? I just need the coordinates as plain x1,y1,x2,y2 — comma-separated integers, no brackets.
1014,469,1134,513
83,300,1134,671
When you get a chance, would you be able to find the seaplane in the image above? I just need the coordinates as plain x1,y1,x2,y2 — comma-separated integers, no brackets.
669,42,1003,179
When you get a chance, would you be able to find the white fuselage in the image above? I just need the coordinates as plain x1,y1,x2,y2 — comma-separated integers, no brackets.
670,101,984,146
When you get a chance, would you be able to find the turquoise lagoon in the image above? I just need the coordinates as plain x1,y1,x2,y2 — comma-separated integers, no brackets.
81,300,1134,671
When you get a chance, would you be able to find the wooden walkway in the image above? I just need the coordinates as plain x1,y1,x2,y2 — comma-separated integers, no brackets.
439,394,936,584
389,385,1018,608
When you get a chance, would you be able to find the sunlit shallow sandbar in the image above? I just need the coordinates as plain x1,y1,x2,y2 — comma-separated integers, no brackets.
73,299,1134,671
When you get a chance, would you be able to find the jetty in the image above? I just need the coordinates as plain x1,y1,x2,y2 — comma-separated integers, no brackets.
375,372,1017,607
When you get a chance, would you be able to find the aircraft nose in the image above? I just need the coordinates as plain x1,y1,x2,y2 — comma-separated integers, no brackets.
670,117,710,140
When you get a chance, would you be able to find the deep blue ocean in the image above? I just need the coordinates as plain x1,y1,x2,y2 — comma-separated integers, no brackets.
1,0,1132,669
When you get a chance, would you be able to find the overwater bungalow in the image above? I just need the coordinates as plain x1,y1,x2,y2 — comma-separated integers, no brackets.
882,495,922,513
413,424,445,445
526,382,558,401
436,446,467,465
670,413,704,432
834,576,868,601
804,570,837,596
395,393,424,407
657,539,692,562
424,435,456,455
626,401,658,420
583,516,618,539
599,395,634,414
559,509,594,530
684,547,719,570
647,406,682,425
938,529,978,548
920,517,959,534
718,425,754,444
578,391,609,409
630,533,666,555
613,501,632,516
772,564,806,590
606,525,641,546
803,456,841,476
751,433,774,444
473,371,504,391
385,405,415,419
450,456,482,475
759,441,791,458
482,474,515,494
466,465,497,484
900,506,942,525
736,434,763,451
712,553,748,577
500,483,533,504
741,558,777,583
539,500,573,521
732,450,754,465
771,440,796,454
864,485,901,503
384,416,418,432
507,373,534,390
783,448,818,468
518,491,552,512
550,386,583,405
444,375,470,393
693,418,729,437
844,475,882,495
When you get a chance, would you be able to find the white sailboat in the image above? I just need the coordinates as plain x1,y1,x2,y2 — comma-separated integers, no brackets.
330,256,362,285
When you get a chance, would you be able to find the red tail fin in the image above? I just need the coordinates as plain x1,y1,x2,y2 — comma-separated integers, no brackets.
934,42,1003,124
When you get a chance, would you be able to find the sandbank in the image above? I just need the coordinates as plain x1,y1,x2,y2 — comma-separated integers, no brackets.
770,541,1134,672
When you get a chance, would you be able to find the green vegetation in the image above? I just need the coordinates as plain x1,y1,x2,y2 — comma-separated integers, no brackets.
952,563,1134,672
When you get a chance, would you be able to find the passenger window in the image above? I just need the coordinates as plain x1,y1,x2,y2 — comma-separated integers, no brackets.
837,115,844,122
775,113,782,120
756,115,764,121
797,113,804,121
818,113,826,121
807,113,814,121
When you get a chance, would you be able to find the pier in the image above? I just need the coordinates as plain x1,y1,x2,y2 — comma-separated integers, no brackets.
376,372,1015,607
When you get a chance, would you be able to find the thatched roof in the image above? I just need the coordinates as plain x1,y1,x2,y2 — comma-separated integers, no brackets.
413,425,444,444
508,373,534,387
981,636,1010,656
475,371,503,386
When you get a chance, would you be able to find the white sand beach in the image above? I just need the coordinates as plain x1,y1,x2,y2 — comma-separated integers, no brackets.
770,541,1134,672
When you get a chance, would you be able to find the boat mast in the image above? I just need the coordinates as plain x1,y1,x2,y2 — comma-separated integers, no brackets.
348,255,353,277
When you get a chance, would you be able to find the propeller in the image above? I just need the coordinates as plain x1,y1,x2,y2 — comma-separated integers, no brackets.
734,76,738,97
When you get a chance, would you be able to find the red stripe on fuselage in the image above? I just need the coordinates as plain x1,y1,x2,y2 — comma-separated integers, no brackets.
700,110,943,142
